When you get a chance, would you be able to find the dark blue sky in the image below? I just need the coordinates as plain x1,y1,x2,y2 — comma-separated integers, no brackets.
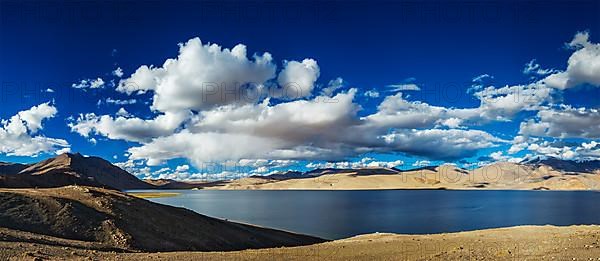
1,1,599,179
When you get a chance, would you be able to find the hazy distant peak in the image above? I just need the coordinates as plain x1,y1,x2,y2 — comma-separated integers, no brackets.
522,157,600,173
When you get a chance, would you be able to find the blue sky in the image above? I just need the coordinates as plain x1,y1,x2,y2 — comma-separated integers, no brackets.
1,1,599,180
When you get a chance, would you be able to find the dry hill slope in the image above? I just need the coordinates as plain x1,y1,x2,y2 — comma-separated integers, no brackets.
0,153,153,190
0,186,325,253
1,225,599,260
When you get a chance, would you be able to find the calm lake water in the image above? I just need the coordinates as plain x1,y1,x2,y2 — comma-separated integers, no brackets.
129,189,600,239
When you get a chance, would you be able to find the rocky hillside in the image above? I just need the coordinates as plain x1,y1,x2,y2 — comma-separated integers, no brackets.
0,153,153,190
0,162,28,175
0,186,325,252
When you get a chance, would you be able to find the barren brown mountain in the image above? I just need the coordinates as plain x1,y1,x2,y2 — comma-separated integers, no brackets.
197,160,600,190
0,153,153,190
0,162,28,175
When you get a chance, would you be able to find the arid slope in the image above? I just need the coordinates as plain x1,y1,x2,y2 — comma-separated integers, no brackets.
0,186,324,253
0,153,153,190
2,225,599,260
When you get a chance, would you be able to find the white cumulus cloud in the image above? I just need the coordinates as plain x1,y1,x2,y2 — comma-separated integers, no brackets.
519,105,600,139
0,103,70,156
69,111,189,143
276,58,320,99
544,32,600,89
117,37,277,111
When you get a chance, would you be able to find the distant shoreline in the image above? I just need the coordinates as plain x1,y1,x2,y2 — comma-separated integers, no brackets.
129,186,600,192
128,192,181,198
143,163,600,191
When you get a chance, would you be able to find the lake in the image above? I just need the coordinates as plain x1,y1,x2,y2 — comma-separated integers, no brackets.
129,189,600,240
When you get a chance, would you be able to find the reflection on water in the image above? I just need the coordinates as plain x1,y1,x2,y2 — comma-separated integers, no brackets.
129,189,600,239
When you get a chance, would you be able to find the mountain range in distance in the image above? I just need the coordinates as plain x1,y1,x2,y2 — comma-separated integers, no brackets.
1,153,600,191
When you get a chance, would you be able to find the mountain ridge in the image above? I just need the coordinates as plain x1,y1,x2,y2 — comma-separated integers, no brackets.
0,162,28,175
523,156,600,173
1,154,600,191
194,160,600,190
0,153,153,190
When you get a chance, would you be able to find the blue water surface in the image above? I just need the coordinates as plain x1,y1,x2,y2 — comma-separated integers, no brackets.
129,189,600,239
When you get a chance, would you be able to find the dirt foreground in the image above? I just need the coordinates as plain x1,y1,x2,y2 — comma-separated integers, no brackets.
2,225,600,260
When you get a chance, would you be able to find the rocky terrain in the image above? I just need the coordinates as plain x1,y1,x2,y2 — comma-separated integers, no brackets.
0,186,324,253
0,153,152,190
2,225,599,260
0,162,27,175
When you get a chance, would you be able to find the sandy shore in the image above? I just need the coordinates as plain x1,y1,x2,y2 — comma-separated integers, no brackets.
3,225,600,260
